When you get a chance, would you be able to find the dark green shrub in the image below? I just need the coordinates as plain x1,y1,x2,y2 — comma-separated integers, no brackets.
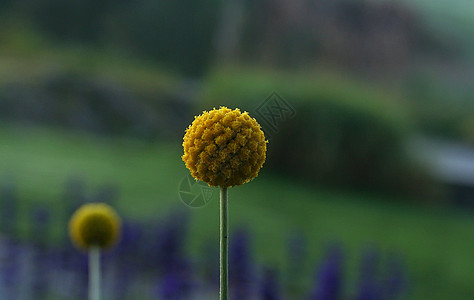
404,74,474,144
198,68,432,196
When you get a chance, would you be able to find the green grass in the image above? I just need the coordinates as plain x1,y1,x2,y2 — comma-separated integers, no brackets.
0,125,473,299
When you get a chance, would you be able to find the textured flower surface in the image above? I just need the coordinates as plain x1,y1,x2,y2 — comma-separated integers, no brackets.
182,107,267,187
69,203,121,250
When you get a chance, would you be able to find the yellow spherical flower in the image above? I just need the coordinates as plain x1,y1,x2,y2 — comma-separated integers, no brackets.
182,107,267,187
69,203,121,251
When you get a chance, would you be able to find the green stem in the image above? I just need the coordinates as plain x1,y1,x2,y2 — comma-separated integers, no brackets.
89,246,101,300
220,186,228,300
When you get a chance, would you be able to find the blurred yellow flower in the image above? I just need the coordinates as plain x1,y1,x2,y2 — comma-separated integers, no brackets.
69,203,121,251
182,107,267,187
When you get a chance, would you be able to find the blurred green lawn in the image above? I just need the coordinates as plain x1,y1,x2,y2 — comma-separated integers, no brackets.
0,125,473,299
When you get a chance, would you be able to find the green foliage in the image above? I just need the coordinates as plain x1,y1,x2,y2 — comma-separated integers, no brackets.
405,73,474,143
199,68,434,196
0,28,191,140
16,0,220,75
112,0,220,75
0,22,181,93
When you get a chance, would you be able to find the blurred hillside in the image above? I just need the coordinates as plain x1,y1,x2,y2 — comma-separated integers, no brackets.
1,0,473,73
0,0,473,195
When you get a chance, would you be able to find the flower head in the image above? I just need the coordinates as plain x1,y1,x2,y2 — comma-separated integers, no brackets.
68,203,121,251
182,107,267,187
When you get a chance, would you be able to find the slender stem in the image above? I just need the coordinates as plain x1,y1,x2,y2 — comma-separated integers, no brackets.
89,246,101,300
219,186,229,300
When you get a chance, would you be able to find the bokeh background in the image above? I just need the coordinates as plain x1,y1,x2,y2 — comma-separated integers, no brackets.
0,0,473,299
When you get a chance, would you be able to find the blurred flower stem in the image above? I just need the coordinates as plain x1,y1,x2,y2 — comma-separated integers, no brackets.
220,187,228,300
89,246,101,300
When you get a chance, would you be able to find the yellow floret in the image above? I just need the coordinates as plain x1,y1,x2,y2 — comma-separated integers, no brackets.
69,203,121,251
182,107,267,187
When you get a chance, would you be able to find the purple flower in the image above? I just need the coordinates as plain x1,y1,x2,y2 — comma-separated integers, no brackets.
109,258,137,300
286,232,307,297
113,220,143,258
157,259,194,300
309,243,344,300
200,239,219,287
31,245,52,298
0,238,21,297
384,254,408,299
105,221,143,300
230,228,254,299
69,251,89,299
356,247,381,300
154,209,190,274
260,267,281,300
